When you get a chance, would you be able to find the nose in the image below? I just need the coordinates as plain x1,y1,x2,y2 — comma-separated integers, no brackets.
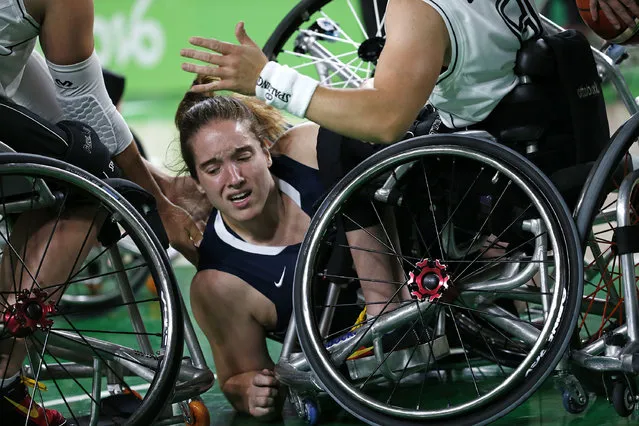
225,163,245,187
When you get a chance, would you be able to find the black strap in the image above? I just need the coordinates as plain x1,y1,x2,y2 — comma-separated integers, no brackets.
614,225,639,255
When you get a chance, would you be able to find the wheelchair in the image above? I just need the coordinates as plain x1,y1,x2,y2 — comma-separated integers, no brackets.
264,2,639,424
0,100,214,425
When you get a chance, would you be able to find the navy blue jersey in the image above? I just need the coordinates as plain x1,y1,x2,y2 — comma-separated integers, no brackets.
198,154,324,336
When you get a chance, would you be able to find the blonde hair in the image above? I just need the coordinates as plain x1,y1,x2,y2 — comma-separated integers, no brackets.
175,76,287,179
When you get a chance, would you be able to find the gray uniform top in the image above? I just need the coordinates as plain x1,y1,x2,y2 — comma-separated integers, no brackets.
0,0,39,97
423,0,543,128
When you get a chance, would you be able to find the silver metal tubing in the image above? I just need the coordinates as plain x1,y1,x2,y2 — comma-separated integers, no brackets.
461,251,540,292
571,350,623,371
441,224,488,260
616,170,639,344
89,358,103,426
327,300,436,365
179,291,208,370
318,282,342,338
22,363,96,380
109,245,152,354
374,161,416,205
172,368,218,403
279,316,299,360
479,304,540,346
523,219,550,316
580,324,628,356
274,361,323,391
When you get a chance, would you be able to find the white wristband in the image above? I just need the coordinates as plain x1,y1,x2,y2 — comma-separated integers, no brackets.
256,61,319,117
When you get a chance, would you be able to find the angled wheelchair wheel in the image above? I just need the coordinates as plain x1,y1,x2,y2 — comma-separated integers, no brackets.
264,0,386,88
294,133,582,424
575,153,638,352
570,115,639,386
58,239,148,309
0,154,183,425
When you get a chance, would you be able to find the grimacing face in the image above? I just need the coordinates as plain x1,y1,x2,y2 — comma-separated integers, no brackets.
190,119,274,224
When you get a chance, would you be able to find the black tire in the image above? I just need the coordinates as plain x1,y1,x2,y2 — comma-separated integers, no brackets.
612,378,636,417
0,153,183,425
294,134,583,425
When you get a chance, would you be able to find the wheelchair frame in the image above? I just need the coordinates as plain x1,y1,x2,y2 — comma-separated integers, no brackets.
265,3,639,424
0,152,214,425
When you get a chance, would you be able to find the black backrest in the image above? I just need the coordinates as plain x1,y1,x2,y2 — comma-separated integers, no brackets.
477,30,609,176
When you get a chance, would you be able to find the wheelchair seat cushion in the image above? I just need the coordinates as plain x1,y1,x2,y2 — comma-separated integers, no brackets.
0,95,120,179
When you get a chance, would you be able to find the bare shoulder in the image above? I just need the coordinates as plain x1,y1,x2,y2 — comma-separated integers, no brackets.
270,122,320,169
23,0,46,24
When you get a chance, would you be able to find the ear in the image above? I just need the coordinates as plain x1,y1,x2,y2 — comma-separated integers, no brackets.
263,144,273,168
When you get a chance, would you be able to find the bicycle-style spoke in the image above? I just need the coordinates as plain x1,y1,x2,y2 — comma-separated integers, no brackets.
319,11,357,45
62,262,148,287
415,163,444,264
448,306,481,397
368,199,408,281
291,49,359,69
452,181,513,278
320,56,361,85
49,206,104,306
346,0,368,39
342,213,416,267
29,332,102,422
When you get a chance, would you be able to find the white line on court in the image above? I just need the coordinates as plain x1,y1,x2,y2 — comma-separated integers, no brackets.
43,374,219,407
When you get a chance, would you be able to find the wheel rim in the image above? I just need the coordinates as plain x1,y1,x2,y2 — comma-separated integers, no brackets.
0,156,181,425
295,139,577,421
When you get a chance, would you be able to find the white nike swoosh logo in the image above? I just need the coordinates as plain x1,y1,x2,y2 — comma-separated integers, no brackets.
274,267,286,288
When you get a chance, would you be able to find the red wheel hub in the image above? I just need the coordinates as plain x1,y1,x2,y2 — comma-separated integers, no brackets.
3,289,56,338
407,259,450,302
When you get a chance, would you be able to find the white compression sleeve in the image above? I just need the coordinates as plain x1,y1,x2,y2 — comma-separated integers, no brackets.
46,51,132,156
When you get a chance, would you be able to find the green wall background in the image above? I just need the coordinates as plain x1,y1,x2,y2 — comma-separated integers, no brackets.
94,0,300,100
93,0,639,105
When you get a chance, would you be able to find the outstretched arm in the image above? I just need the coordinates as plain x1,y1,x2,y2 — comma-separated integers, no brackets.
36,0,203,258
190,270,284,419
181,0,449,144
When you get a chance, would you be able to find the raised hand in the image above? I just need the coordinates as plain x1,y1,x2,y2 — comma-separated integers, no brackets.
181,22,268,95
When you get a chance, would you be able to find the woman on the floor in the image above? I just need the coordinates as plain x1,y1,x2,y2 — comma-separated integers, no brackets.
176,85,405,419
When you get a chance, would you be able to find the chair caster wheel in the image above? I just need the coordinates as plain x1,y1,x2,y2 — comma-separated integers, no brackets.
612,379,636,417
304,399,320,425
562,390,588,414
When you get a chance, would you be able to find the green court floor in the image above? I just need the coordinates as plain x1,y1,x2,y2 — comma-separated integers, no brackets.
111,266,639,424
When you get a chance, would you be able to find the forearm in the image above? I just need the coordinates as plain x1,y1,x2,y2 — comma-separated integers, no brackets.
305,86,420,144
142,158,174,195
113,143,170,209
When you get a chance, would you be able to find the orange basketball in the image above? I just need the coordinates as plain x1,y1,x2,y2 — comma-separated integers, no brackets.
576,0,639,44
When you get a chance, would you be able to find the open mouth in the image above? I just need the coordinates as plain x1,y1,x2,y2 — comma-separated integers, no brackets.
228,190,251,202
